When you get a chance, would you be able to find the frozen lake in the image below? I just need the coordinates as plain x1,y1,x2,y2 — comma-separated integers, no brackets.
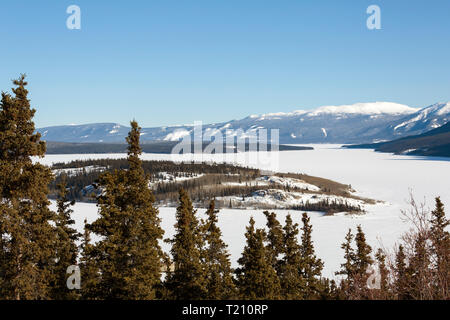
43,145,450,278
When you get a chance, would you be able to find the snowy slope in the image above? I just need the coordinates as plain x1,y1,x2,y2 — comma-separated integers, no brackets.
387,102,450,138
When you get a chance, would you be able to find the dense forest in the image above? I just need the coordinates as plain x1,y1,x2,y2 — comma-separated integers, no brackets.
0,77,448,300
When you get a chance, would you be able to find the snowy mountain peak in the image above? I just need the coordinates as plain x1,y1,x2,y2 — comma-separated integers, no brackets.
254,102,417,120
392,102,450,134
307,102,418,116
418,102,450,116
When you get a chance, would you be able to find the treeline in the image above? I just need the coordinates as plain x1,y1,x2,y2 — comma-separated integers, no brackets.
49,159,260,202
49,158,366,214
291,199,364,215
1,76,449,300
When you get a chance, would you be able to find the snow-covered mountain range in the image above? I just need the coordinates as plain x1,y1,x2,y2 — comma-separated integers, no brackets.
37,102,450,144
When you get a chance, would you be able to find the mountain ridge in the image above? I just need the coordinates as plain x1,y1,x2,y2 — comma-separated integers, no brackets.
345,120,450,158
37,101,450,144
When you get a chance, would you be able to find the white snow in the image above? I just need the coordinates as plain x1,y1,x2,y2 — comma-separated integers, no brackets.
307,102,418,116
256,175,320,192
394,102,450,131
41,145,450,279
252,102,417,120
149,172,203,186
217,189,365,209
52,165,106,177
163,129,191,141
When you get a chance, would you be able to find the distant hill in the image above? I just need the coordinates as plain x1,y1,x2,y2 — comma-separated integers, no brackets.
37,102,450,144
45,141,312,154
345,121,450,158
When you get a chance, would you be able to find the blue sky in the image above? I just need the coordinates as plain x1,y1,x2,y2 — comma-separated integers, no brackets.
1,0,449,128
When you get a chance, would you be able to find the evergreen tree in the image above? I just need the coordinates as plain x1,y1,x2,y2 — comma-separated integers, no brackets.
409,233,431,299
354,225,374,275
51,176,80,300
336,229,356,279
79,219,100,300
202,200,236,299
0,75,57,300
335,229,356,298
374,248,389,299
235,217,281,300
429,197,449,299
263,211,284,275
351,225,374,299
165,189,207,299
394,245,412,300
87,121,164,299
299,212,324,299
279,214,305,299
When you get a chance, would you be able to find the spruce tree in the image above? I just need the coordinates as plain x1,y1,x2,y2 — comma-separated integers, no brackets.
51,176,80,300
336,229,356,279
299,212,324,299
79,219,100,300
409,233,431,299
351,225,374,299
374,248,389,299
87,121,164,299
394,244,411,300
335,228,356,298
202,200,236,299
235,217,281,300
263,211,284,275
165,189,207,299
429,197,449,299
0,75,57,300
354,225,374,275
279,214,305,299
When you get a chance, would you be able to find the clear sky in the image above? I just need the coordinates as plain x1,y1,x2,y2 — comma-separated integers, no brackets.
1,0,449,128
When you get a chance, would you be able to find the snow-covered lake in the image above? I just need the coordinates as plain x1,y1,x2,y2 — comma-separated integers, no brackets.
43,145,450,278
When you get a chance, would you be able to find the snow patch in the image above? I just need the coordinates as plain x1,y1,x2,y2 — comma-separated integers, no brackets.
163,129,191,141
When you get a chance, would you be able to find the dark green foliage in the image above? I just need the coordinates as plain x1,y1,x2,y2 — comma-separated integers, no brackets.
278,214,305,299
263,211,284,275
336,225,374,299
79,219,100,300
409,233,431,299
165,189,207,299
202,200,236,299
429,197,450,299
235,217,281,300
299,212,324,299
0,75,57,300
51,176,80,300
336,229,356,279
86,121,164,299
393,245,412,299
374,248,390,299
354,225,374,275
291,199,364,214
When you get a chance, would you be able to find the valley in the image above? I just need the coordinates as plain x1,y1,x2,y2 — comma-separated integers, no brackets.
40,145,450,279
